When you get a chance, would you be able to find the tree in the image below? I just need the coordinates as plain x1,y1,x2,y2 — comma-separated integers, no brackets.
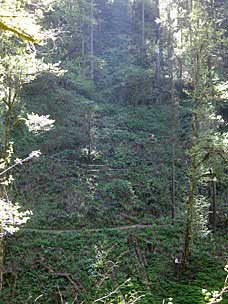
141,0,145,47
90,0,95,79
0,0,57,289
154,0,162,89
179,0,227,270
167,3,177,223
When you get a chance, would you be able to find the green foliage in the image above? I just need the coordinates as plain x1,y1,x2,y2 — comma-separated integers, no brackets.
1,226,227,303
1,0,228,302
102,178,136,207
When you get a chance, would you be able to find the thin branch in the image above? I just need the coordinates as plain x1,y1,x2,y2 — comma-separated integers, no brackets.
0,151,41,177
0,20,37,43
93,279,131,303
57,285,64,304
34,294,44,303
71,294,78,304
208,274,228,304
130,295,145,304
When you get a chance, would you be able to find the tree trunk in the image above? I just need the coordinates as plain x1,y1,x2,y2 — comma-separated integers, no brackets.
171,143,176,223
90,0,94,80
0,223,3,290
210,178,216,232
167,9,177,224
177,5,183,80
155,0,162,89
142,0,145,47
4,86,17,159
180,174,195,270
180,0,198,270
4,105,12,158
181,99,198,270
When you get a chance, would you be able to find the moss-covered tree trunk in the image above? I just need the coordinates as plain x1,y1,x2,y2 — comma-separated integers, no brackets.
180,171,196,269
180,0,202,270
0,222,3,290
210,177,217,232
180,105,198,270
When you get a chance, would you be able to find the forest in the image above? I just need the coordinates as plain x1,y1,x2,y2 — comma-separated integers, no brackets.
0,0,228,303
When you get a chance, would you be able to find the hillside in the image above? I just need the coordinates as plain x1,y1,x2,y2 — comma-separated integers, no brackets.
0,0,228,303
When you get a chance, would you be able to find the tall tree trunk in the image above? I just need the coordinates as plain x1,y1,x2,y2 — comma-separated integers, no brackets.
170,57,176,224
167,9,177,223
90,0,94,80
180,0,198,270
181,112,198,270
171,142,176,223
181,55,199,270
180,97,199,269
177,5,183,80
142,0,145,47
155,0,162,90
178,0,217,271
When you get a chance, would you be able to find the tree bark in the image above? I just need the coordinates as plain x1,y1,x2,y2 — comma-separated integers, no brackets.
0,223,3,290
181,93,198,270
90,0,94,80
155,0,162,88
171,143,176,223
181,174,195,270
210,178,216,232
142,0,145,47
167,8,177,224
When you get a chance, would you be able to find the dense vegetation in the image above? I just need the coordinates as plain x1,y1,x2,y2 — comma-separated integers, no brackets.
0,0,228,303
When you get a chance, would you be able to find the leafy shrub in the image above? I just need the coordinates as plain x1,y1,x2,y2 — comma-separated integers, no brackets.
102,179,137,209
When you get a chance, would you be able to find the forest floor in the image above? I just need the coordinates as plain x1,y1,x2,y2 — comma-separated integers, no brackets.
3,221,228,304
2,103,228,304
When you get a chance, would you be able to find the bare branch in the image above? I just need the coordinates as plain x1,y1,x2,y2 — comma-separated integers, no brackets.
93,279,131,303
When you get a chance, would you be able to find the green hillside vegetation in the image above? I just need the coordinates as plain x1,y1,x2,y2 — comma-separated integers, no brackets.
0,0,228,303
